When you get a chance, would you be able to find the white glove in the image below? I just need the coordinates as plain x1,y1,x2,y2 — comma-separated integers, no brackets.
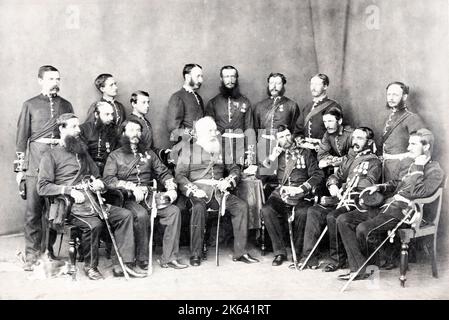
90,178,104,191
194,189,207,198
165,189,178,203
16,172,24,186
132,187,145,203
70,189,85,204
328,184,342,198
217,179,232,193
269,146,283,161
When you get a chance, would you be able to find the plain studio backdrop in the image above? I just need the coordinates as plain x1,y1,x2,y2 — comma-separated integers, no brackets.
0,0,448,258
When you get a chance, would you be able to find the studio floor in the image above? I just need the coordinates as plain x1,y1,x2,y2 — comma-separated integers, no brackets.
0,233,448,300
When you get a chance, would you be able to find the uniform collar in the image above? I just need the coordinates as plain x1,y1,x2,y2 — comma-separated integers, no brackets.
312,94,327,104
355,148,372,158
132,110,145,119
183,85,196,94
102,96,115,104
40,92,58,99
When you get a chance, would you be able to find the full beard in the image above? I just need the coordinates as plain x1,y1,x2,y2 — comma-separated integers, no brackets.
64,135,89,156
119,135,147,154
219,81,241,99
266,86,285,98
386,99,405,110
197,137,221,155
95,119,118,141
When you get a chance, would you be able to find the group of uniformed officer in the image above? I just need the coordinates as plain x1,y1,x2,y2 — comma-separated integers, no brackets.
14,64,444,282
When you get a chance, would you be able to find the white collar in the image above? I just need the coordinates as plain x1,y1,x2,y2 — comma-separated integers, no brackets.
312,94,327,104
183,85,196,94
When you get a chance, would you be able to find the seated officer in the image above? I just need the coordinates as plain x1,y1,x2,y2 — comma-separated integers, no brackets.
103,120,187,271
261,125,324,266
317,107,353,170
300,127,381,272
175,116,259,266
37,113,144,280
337,128,444,281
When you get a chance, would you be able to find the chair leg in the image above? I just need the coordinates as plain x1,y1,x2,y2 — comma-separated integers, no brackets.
202,222,208,260
399,241,409,287
431,234,438,278
260,218,266,256
68,238,77,281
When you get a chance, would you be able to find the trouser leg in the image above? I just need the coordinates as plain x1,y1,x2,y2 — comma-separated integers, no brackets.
261,196,288,256
293,202,310,258
337,210,369,272
158,204,182,264
190,198,207,257
327,206,350,265
69,215,103,268
24,176,45,260
107,206,135,265
302,205,331,264
124,201,150,263
356,213,399,269
225,194,248,258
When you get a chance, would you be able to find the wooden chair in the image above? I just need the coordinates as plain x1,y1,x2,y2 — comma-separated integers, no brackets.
43,188,124,280
398,178,446,287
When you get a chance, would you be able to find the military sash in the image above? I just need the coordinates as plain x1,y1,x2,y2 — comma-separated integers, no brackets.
381,111,412,145
303,99,335,127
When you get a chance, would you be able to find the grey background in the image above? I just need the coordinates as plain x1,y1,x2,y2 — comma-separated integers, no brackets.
1,0,448,256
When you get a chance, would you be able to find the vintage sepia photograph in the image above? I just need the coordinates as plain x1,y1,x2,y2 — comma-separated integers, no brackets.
0,0,448,302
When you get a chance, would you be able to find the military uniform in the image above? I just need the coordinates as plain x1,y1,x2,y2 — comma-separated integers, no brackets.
338,157,444,274
302,148,382,267
206,93,254,165
166,87,204,143
175,140,249,259
254,95,301,163
85,98,127,126
103,146,181,265
79,120,118,174
37,145,135,270
317,125,353,162
261,146,324,257
381,107,425,182
298,97,342,140
15,93,73,261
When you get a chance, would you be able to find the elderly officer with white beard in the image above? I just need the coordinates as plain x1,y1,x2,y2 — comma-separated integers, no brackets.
175,116,260,266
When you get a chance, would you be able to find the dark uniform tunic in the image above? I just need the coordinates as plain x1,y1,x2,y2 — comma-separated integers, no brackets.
381,107,425,182
85,98,127,126
254,96,300,135
175,140,249,258
302,148,382,267
298,97,342,140
317,125,353,162
206,93,254,165
80,120,118,174
254,95,301,163
261,146,324,257
338,157,444,273
37,145,135,268
166,87,204,142
15,93,73,259
103,146,181,265
205,94,253,133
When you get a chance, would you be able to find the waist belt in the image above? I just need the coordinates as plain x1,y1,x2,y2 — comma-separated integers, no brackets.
195,179,220,186
34,138,60,145
261,134,275,140
383,152,409,160
222,133,245,139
